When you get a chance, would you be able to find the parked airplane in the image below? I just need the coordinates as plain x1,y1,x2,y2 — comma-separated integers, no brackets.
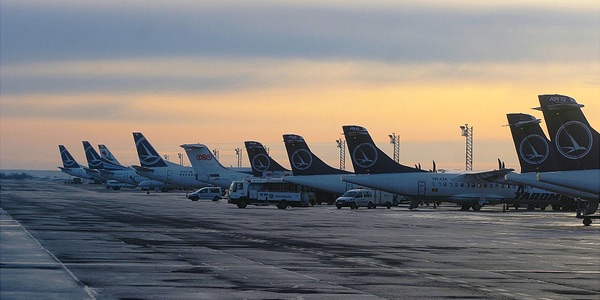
281,134,361,195
504,94,599,224
82,141,108,182
132,132,210,189
58,145,97,180
504,113,585,210
97,144,176,189
340,125,561,211
505,97,599,197
244,141,292,178
181,143,253,189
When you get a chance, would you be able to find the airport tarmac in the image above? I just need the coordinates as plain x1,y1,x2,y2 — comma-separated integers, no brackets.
0,180,599,299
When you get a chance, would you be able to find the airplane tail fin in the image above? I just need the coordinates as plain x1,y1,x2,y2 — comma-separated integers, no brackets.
342,125,423,174
58,145,81,169
98,144,129,170
244,141,290,177
506,113,560,173
536,94,599,170
282,134,351,175
132,132,168,168
181,143,229,175
82,141,104,170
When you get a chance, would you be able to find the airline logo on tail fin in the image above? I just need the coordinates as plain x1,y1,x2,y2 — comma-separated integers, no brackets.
133,132,168,168
59,145,79,168
283,134,350,175
506,113,558,173
98,144,128,171
537,94,599,170
554,121,593,160
244,141,286,177
342,125,422,174
82,141,103,170
520,134,549,165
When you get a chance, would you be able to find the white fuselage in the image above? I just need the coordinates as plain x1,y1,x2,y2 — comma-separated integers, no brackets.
134,162,210,189
283,174,362,194
60,167,97,180
505,170,599,200
342,172,562,205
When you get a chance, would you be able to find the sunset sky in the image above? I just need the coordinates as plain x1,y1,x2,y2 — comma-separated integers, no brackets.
1,0,598,172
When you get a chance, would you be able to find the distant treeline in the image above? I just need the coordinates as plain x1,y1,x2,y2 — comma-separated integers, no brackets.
0,172,34,180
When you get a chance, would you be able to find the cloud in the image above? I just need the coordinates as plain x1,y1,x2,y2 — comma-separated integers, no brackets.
2,1,598,66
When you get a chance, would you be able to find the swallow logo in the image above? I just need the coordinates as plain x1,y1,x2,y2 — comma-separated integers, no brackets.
352,143,378,169
85,145,103,168
519,134,549,165
291,149,312,171
135,137,163,166
555,121,592,160
252,154,270,172
60,148,77,167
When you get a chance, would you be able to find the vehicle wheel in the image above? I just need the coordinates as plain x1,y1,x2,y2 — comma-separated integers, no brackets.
386,202,392,209
540,205,547,211
212,196,220,201
460,204,470,211
237,200,248,208
527,204,535,211
336,205,342,209
190,197,198,201
367,202,374,209
277,201,288,209
471,203,482,211
350,202,357,209
583,217,592,226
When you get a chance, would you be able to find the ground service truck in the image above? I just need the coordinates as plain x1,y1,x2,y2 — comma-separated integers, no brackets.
228,179,315,209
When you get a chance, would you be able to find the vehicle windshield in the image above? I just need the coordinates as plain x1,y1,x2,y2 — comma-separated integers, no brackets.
341,191,358,198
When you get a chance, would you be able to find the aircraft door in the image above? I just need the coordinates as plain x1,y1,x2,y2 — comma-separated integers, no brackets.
418,181,426,196
167,170,173,181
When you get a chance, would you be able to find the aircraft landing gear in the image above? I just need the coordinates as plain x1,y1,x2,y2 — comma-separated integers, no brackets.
583,217,592,226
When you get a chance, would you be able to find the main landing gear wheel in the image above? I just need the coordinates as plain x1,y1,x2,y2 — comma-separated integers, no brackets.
277,201,288,209
583,217,592,226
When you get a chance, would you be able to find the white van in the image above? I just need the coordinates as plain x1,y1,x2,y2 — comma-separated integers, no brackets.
188,187,223,201
335,188,395,209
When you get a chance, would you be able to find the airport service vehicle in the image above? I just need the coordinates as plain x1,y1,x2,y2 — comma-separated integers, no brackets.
228,179,314,209
335,188,395,209
188,187,223,201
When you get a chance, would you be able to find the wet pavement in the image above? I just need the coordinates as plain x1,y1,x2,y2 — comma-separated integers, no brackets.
1,180,599,299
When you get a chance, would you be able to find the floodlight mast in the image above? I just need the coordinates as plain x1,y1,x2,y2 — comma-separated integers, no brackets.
336,138,346,171
460,124,473,171
235,148,242,167
388,133,400,163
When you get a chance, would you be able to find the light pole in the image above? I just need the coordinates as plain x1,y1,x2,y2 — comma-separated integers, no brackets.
388,133,400,163
460,124,473,171
336,138,346,171
234,148,242,168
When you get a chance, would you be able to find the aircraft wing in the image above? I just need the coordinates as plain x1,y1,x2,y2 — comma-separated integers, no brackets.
450,193,506,203
83,167,101,176
451,168,514,182
99,169,114,175
132,165,155,173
